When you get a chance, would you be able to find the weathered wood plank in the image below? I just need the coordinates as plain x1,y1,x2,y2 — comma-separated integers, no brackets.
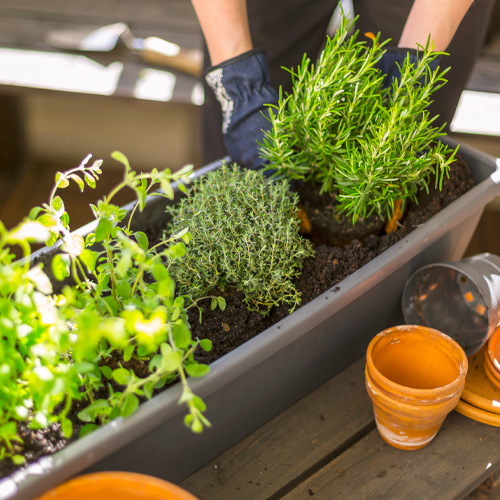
0,17,201,50
0,0,200,33
283,412,500,500
180,357,375,500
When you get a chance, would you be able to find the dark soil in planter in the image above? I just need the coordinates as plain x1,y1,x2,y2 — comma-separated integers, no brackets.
1,156,474,478
188,156,474,364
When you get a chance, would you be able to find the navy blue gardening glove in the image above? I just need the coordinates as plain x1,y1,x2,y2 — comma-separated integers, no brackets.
205,48,278,171
378,47,441,89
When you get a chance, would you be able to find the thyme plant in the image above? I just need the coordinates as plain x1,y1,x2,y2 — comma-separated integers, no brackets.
260,13,457,223
167,164,314,315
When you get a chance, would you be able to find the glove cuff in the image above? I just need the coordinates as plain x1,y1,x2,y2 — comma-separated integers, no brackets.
204,48,265,75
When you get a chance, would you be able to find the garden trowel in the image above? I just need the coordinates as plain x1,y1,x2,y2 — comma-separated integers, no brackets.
44,22,203,77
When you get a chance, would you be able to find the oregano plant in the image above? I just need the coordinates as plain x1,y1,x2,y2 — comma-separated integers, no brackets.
0,219,83,464
28,152,222,436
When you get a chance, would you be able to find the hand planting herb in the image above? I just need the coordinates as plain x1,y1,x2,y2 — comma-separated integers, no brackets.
167,164,314,315
259,12,458,224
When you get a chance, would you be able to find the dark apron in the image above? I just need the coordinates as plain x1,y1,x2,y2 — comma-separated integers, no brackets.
202,0,495,164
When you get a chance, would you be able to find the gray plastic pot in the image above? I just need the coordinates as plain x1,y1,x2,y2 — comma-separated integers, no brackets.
1,138,499,500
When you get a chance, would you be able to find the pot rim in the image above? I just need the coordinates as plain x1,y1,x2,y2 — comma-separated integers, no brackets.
366,324,468,398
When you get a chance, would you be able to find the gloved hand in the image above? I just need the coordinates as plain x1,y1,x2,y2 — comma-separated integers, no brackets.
205,48,278,171
378,47,441,89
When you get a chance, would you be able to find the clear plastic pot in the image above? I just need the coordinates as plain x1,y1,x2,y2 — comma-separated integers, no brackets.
365,325,468,450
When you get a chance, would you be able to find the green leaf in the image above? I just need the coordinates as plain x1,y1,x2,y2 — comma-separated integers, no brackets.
52,196,64,213
217,296,227,311
86,233,96,246
116,280,131,300
52,253,70,281
68,174,85,192
160,351,182,372
73,362,95,373
103,296,119,317
175,164,194,178
78,399,110,423
61,417,73,438
168,242,186,259
152,262,170,281
158,277,175,299
61,211,70,228
121,393,139,418
112,367,132,386
79,423,98,438
211,298,217,311
199,339,212,352
192,395,207,412
161,180,174,200
191,418,203,433
55,171,69,188
123,344,135,362
37,214,56,229
84,172,96,189
100,366,113,379
135,231,149,251
95,218,113,242
185,363,210,378
90,204,99,219
79,249,98,273
111,151,131,172
29,206,43,220
116,253,132,278
144,381,154,399
137,344,153,357
12,455,26,465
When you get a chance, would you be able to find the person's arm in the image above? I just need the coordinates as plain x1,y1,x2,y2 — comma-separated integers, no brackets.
190,0,252,65
398,0,474,51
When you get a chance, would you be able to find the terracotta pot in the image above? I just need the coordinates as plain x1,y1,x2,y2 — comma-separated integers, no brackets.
35,472,198,500
486,326,500,375
365,325,468,450
483,353,500,390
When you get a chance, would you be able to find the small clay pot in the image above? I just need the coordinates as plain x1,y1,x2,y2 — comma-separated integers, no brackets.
35,472,199,500
365,325,468,450
487,326,500,376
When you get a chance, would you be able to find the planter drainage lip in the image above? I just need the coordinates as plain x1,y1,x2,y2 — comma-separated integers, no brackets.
3,142,500,500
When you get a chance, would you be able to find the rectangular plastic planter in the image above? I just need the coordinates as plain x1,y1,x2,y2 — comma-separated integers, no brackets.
1,138,499,500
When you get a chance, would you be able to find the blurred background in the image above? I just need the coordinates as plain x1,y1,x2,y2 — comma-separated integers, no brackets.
0,0,498,256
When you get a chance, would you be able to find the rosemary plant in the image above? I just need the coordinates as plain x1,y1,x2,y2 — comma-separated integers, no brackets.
167,164,314,315
260,12,457,223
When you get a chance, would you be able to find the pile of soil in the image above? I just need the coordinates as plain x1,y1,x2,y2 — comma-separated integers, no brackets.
0,155,474,478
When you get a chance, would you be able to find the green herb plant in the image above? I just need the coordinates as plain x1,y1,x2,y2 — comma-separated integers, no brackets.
0,220,83,464
260,12,458,223
167,164,314,315
29,153,221,436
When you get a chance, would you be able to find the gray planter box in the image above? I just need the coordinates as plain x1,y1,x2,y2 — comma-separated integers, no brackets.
1,138,499,500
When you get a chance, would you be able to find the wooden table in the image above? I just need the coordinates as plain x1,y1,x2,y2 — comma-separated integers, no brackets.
181,358,500,500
